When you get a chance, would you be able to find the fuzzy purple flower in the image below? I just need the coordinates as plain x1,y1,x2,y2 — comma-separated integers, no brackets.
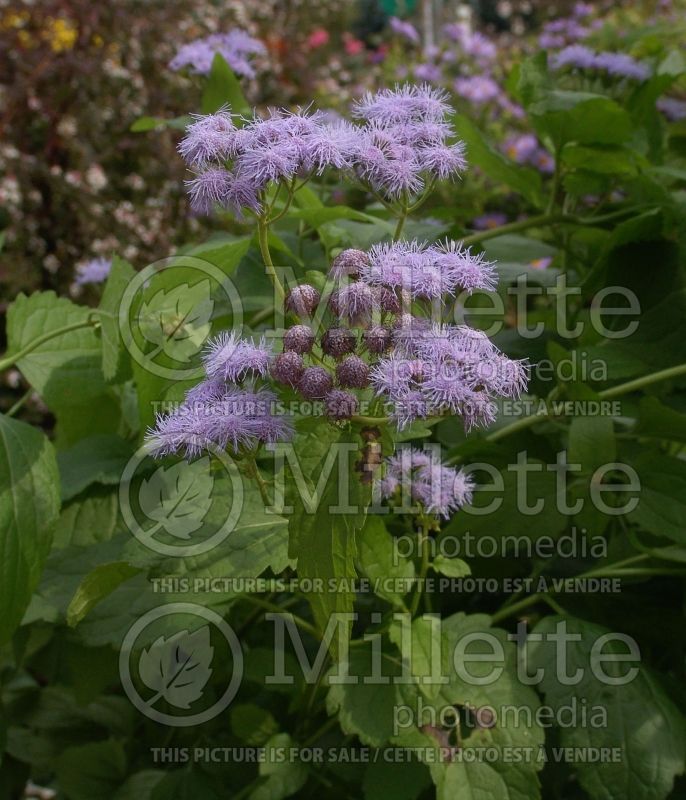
146,387,292,459
378,445,474,518
203,332,273,382
389,16,420,44
74,257,112,286
170,30,266,79
454,76,501,106
330,249,370,279
330,282,377,324
324,389,359,420
178,111,237,167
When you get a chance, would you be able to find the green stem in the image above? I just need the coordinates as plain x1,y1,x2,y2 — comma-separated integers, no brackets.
0,317,99,372
460,213,570,248
257,217,286,305
410,520,432,616
7,389,32,417
245,456,270,505
394,199,409,242
490,593,545,625
485,362,686,444
459,206,646,249
237,595,319,640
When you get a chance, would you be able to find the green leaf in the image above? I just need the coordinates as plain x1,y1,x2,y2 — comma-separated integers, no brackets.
357,515,414,608
6,291,105,407
98,255,136,382
529,615,686,800
251,733,308,800
286,428,371,657
636,396,686,442
452,115,543,207
130,115,191,132
568,416,616,475
627,453,686,543
444,461,566,543
326,639,403,746
363,759,431,800
67,561,141,627
151,771,220,800
532,94,633,147
562,144,643,175
138,281,214,364
230,704,279,745
138,456,215,540
201,53,250,116
114,771,166,800
432,555,470,577
52,490,120,548
139,626,214,709
56,739,128,800
0,415,60,644
57,434,134,501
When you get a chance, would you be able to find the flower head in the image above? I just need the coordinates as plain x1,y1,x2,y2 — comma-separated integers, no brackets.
203,332,273,381
74,257,112,286
378,445,474,518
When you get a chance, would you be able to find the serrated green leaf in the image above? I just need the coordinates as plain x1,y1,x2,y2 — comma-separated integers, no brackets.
98,255,136,382
529,615,686,800
67,561,140,627
0,415,60,644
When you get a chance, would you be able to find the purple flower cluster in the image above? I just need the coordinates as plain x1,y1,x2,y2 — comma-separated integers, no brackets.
389,16,420,45
180,107,359,215
454,75,501,106
378,446,474,518
179,84,466,215
502,134,554,174
551,46,651,81
370,321,528,431
74,257,112,286
146,334,292,459
351,84,467,199
658,97,686,121
170,30,266,79
538,18,592,51
360,240,496,299
443,24,497,66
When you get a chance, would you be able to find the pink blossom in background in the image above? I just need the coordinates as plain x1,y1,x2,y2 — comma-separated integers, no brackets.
343,34,364,56
307,28,330,49
530,257,553,270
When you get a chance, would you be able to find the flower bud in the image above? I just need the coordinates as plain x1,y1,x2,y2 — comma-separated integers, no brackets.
329,249,370,279
336,355,370,388
325,389,359,420
299,366,334,399
283,324,315,354
363,325,392,354
321,327,356,358
271,352,304,386
286,284,321,317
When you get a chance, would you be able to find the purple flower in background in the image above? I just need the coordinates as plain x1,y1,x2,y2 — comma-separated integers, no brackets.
389,16,420,44
503,134,538,164
530,257,553,270
203,332,273,382
573,2,594,17
74,257,112,286
378,445,474,518
170,30,266,78
658,97,686,121
454,75,501,105
550,44,597,71
414,63,442,83
593,52,651,81
551,46,650,81
471,212,507,231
